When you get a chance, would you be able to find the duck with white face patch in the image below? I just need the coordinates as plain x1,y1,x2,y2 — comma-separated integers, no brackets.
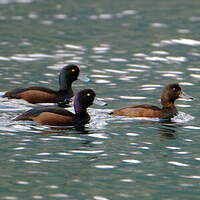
111,83,193,119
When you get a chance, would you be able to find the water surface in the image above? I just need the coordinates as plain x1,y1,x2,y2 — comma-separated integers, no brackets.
0,0,200,199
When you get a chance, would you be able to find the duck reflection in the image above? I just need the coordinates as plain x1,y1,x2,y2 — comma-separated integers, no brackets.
38,125,90,135
138,120,179,139
158,124,177,139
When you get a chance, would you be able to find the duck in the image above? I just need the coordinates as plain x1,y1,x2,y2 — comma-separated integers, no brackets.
3,64,88,104
111,83,193,119
14,89,105,126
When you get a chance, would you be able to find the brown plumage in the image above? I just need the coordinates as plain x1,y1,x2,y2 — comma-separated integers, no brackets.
4,87,59,104
15,107,77,126
111,83,193,119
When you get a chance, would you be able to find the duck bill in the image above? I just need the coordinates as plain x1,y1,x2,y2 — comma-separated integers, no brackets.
179,91,193,100
78,74,90,82
94,98,107,106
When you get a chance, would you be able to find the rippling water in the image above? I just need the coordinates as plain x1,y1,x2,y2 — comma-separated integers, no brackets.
0,0,200,199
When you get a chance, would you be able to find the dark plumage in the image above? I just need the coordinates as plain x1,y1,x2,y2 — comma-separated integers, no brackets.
3,65,83,104
14,89,96,126
111,83,193,119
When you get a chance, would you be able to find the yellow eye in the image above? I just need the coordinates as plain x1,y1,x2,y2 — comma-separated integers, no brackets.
86,93,91,97
71,68,75,72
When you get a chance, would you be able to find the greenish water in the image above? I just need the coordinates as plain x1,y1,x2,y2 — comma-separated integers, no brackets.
0,0,200,199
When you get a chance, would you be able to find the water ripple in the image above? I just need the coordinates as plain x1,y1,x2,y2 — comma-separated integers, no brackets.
0,0,33,4
17,181,29,185
38,159,59,163
64,44,86,51
183,126,200,130
151,51,169,55
120,179,134,183
190,74,200,79
87,133,109,139
168,161,189,167
1,197,17,200
119,96,146,100
49,193,69,198
110,58,128,62
36,153,51,156
93,45,110,54
70,150,104,154
122,159,141,164
126,132,139,136
89,9,136,20
172,112,194,123
166,146,181,150
150,23,167,28
182,176,200,179
153,38,200,47
24,160,41,164
94,196,110,200
127,64,151,69
32,195,43,199
95,165,116,169
50,136,84,140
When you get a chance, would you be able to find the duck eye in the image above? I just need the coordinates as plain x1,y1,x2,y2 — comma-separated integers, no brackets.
71,69,75,72
86,93,91,97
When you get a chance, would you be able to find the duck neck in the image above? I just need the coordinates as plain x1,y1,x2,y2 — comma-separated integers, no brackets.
59,70,75,90
75,106,88,118
75,104,90,125
161,98,176,110
74,98,87,116
58,77,74,99
161,100,178,117
58,85,73,96
59,79,73,91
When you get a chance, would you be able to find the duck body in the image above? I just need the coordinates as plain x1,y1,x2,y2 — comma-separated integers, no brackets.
111,83,193,119
111,104,177,119
3,64,81,104
3,86,72,104
14,106,90,126
14,89,95,126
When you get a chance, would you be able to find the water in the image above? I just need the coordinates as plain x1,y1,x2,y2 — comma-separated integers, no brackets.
0,0,200,199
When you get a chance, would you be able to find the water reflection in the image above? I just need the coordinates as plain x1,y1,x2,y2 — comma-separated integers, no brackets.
40,125,90,135
157,124,178,139
135,118,179,139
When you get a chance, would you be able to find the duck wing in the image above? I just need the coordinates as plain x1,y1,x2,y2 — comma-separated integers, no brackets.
3,86,56,98
131,104,161,110
14,106,74,121
111,104,163,118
